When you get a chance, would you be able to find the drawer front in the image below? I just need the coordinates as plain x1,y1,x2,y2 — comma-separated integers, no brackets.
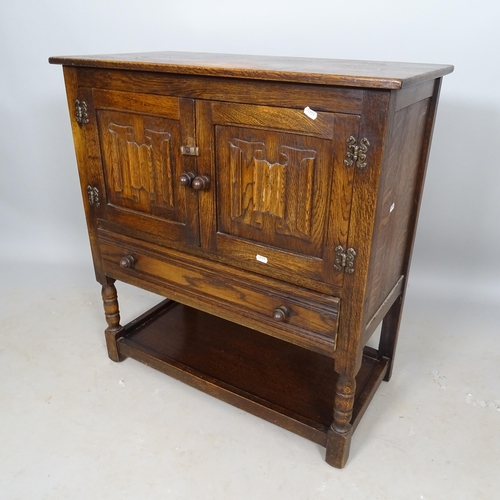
99,232,339,356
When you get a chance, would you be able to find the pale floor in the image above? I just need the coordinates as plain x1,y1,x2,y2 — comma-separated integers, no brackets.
1,262,498,499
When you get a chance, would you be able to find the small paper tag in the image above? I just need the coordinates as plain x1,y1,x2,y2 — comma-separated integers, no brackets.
256,254,268,264
304,106,318,120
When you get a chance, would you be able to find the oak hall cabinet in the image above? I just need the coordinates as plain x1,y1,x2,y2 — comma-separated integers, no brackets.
49,52,453,468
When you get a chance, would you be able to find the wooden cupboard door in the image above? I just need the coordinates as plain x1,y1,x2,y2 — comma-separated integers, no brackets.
197,100,359,287
88,89,200,247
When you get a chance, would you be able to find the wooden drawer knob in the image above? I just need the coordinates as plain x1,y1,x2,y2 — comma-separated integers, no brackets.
179,172,195,187
119,255,136,269
192,175,210,191
272,306,291,322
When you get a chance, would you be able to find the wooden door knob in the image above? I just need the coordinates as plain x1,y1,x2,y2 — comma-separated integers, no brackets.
192,175,210,191
272,306,291,322
119,255,136,269
179,172,195,187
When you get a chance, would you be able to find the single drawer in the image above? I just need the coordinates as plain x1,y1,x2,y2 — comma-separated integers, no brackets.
98,231,340,356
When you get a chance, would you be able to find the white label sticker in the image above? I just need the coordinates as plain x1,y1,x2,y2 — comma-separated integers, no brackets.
304,106,318,120
390,202,395,213
256,254,268,264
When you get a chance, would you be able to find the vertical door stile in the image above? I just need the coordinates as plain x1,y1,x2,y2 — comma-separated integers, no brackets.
179,98,201,246
323,113,360,285
195,100,218,251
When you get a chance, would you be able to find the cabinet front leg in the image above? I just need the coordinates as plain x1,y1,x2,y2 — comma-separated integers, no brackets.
101,281,125,362
325,373,356,468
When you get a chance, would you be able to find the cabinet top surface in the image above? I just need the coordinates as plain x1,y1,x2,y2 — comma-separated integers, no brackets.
49,51,453,90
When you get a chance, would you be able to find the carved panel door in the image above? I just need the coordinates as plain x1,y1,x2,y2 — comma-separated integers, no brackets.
197,100,360,286
88,89,200,246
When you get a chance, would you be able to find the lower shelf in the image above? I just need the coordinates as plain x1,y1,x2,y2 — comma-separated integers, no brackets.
117,299,388,447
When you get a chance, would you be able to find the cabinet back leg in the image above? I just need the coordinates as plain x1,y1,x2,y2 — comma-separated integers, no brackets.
379,295,404,381
101,281,125,362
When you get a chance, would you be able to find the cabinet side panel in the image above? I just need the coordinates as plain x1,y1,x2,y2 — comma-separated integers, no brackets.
62,67,106,283
363,82,439,325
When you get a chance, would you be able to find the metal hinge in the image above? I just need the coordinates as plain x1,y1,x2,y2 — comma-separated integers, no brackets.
75,99,89,125
181,145,199,156
87,185,100,207
344,136,370,169
334,246,356,274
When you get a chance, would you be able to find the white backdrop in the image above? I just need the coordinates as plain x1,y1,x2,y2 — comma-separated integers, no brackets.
1,0,499,301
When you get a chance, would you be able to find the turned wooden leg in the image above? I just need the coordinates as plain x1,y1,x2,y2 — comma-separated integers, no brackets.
325,373,356,468
101,281,125,362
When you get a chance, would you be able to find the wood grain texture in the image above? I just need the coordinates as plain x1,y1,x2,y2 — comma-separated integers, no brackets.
363,87,434,328
116,300,387,449
211,101,336,138
76,68,365,114
333,89,392,376
93,89,180,118
62,67,106,282
98,230,339,356
50,51,453,89
86,89,200,247
364,78,436,334
201,99,359,287
101,281,124,361
52,52,452,468
378,79,444,381
216,125,329,257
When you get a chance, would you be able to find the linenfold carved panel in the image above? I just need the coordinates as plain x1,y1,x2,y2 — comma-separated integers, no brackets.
108,123,173,206
229,138,316,239
98,110,180,216
216,124,332,259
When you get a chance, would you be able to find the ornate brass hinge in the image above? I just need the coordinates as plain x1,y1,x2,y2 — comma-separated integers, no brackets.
344,136,370,169
334,246,356,274
75,99,89,125
87,185,100,207
180,145,200,156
